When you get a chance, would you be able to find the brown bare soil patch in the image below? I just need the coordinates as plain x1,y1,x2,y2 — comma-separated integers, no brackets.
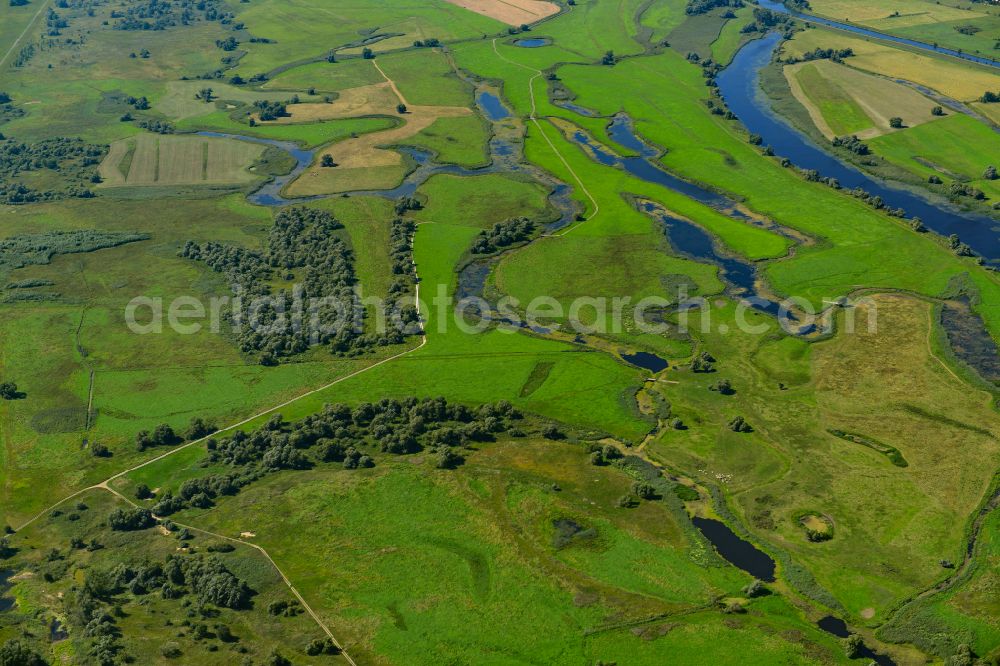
441,0,559,26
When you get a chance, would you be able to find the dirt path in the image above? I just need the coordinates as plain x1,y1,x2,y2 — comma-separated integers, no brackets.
98,483,359,665
0,0,50,69
373,60,410,108
11,236,430,664
490,39,600,235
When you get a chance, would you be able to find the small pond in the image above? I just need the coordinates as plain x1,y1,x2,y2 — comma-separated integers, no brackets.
621,351,669,373
691,517,776,582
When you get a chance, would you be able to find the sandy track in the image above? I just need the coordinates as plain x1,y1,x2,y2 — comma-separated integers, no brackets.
441,0,559,26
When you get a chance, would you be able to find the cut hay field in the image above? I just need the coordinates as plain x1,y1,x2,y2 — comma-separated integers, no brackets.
284,83,474,195
786,59,940,139
807,0,1000,56
782,27,1000,102
440,0,559,26
98,134,266,187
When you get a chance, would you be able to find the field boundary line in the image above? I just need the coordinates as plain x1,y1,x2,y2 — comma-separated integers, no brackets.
0,0,50,69
490,39,599,235
15,242,429,534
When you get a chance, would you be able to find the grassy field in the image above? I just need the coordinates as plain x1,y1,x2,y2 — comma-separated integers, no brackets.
229,0,501,77
786,58,941,138
711,5,755,64
783,27,1000,102
868,113,1000,200
98,134,267,187
6,0,1000,662
0,489,347,664
807,0,1000,57
135,440,847,664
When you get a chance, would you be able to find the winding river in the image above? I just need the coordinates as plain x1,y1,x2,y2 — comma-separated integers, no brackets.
716,32,1000,266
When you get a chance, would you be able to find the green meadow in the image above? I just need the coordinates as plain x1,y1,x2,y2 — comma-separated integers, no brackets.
3,0,1000,663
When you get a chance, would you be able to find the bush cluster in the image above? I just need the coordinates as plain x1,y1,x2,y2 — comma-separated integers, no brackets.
470,217,536,254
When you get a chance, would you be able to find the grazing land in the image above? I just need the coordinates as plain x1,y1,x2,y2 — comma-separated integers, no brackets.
3,0,1000,664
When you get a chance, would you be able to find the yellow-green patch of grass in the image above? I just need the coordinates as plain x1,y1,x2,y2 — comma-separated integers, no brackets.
783,28,1000,102
788,62,874,137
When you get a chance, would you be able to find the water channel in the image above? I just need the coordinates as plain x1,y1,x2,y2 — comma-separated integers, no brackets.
715,32,1000,266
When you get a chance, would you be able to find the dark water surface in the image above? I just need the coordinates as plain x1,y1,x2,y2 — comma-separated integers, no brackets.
620,351,668,373
715,33,1000,265
691,516,777,581
477,91,510,121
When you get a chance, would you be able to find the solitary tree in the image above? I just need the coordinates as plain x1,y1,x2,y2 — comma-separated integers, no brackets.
931,105,945,116
601,50,616,65
632,481,657,499
0,382,20,400
362,47,374,59
842,634,863,659
396,103,407,114
889,117,903,128
321,154,336,167
984,165,997,180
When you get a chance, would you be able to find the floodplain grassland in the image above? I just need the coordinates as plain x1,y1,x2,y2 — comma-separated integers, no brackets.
868,113,1000,200
638,293,1000,623
0,0,42,68
526,50,1000,337
710,5,756,64
263,58,386,93
6,0,1000,662
125,437,848,665
0,195,375,525
406,113,491,166
879,508,1000,657
228,0,501,77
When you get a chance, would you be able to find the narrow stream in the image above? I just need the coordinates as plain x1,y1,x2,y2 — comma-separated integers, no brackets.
204,92,579,234
715,33,1000,266
562,117,805,326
